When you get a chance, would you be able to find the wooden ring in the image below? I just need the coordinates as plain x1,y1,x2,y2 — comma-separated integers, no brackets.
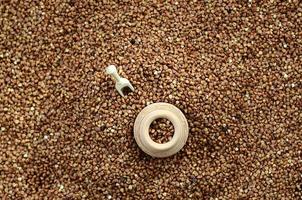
134,103,189,158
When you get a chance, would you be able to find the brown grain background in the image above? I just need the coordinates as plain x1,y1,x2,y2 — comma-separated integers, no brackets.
0,0,301,199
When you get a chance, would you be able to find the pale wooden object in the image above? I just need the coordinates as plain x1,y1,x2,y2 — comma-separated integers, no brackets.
134,103,189,158
105,65,134,97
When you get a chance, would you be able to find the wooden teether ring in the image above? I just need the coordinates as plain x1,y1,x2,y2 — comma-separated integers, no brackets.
134,103,189,158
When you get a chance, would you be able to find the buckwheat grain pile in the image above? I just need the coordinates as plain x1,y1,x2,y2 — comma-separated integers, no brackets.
0,0,301,199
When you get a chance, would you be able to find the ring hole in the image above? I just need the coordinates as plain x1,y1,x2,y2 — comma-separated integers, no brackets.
149,118,174,144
